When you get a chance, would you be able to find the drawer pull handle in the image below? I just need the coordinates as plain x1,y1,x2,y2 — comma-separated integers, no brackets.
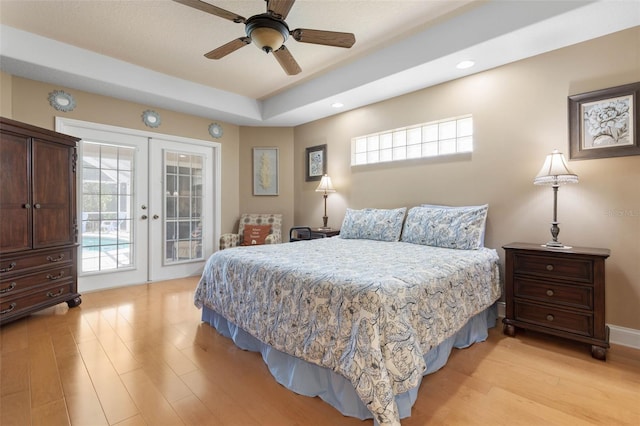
0,303,17,315
0,262,16,273
46,271,65,280
0,282,16,294
46,254,65,262
546,264,554,271
47,288,64,298
546,314,554,322
546,289,554,297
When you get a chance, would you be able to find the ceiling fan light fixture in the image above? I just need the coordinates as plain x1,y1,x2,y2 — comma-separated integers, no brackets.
246,14,289,53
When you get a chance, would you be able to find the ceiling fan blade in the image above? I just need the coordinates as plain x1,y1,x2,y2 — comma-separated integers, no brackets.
173,0,245,23
267,0,296,20
273,45,301,75
291,28,356,48
205,37,252,59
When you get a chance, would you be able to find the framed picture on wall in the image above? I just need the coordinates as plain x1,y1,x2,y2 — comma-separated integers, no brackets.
305,144,327,181
569,82,640,160
253,147,279,196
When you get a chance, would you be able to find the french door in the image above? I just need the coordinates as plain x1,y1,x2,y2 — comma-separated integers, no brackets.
148,138,214,281
56,119,220,292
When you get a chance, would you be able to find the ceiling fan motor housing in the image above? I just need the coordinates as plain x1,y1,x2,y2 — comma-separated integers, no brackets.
245,13,290,53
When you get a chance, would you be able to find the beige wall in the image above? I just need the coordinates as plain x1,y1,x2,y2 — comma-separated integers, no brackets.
238,126,295,239
4,76,241,237
293,27,640,330
0,71,12,118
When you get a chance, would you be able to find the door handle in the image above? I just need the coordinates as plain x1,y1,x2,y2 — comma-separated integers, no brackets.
153,214,159,220
141,215,148,220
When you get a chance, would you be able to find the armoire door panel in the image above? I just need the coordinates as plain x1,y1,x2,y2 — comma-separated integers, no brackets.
0,131,31,253
31,139,75,248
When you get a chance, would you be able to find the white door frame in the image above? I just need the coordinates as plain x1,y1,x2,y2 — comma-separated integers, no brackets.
55,117,221,292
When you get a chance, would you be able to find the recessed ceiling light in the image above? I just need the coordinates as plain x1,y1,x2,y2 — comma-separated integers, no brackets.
331,102,344,108
456,60,475,69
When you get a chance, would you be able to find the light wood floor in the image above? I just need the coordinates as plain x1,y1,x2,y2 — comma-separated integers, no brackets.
1,277,638,426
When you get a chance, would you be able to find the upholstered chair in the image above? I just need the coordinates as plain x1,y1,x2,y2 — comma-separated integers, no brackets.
219,213,282,250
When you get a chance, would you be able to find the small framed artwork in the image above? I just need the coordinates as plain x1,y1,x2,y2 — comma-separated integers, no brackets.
569,82,639,160
305,144,327,181
253,147,278,196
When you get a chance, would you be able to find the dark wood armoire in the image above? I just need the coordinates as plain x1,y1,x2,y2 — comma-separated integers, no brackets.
0,117,81,325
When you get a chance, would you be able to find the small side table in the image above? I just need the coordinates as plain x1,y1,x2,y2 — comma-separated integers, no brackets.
502,242,610,360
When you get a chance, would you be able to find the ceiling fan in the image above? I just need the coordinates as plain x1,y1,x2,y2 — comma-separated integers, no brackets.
174,0,356,75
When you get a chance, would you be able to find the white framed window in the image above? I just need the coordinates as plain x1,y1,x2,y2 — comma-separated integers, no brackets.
351,115,473,166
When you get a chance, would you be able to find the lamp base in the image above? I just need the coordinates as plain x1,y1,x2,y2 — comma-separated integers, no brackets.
321,215,329,229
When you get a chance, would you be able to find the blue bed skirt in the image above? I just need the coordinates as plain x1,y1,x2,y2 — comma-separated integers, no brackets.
202,303,497,421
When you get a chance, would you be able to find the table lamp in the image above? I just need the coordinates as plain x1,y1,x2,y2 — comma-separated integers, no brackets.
534,149,578,248
315,174,336,229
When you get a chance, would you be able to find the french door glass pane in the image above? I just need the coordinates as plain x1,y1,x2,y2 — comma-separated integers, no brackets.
164,151,204,263
81,142,135,272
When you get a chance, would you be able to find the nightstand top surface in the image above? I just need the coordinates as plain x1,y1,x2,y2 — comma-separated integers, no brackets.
503,242,610,258
310,228,340,237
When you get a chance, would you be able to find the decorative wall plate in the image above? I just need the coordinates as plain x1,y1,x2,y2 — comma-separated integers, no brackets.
142,110,161,128
209,123,223,138
48,90,76,112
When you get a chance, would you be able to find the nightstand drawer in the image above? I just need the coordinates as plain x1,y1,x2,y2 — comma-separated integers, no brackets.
514,301,593,337
514,277,593,310
513,253,593,283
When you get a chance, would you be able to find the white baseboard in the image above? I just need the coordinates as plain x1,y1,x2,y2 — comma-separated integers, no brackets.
609,325,640,349
495,302,640,350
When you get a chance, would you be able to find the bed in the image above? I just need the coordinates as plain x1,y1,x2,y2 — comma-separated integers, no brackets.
194,205,501,426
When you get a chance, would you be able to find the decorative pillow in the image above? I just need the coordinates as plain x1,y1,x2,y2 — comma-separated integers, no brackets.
241,224,272,246
401,204,488,249
339,207,407,242
420,203,488,247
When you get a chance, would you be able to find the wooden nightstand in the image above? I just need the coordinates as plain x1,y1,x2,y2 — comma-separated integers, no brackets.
289,227,340,241
502,242,610,360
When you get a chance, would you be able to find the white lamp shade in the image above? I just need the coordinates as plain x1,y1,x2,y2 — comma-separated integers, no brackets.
534,149,578,185
315,174,336,193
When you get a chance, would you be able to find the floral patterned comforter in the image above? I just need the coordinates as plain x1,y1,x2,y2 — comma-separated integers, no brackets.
194,238,501,425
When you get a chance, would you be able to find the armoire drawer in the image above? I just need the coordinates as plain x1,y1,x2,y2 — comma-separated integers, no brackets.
514,301,593,337
514,277,593,310
0,265,74,298
0,247,75,276
0,281,75,320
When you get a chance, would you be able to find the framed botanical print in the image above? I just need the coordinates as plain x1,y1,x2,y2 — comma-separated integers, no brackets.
569,82,639,160
305,144,327,181
252,147,278,196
